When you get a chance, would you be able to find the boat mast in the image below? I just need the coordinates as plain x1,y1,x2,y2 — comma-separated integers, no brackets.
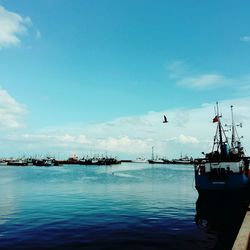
216,102,223,154
230,105,236,148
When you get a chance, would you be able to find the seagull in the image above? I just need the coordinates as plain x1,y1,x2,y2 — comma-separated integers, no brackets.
163,115,168,123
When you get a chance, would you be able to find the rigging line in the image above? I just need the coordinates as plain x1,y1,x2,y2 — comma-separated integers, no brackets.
221,124,230,146
212,124,219,153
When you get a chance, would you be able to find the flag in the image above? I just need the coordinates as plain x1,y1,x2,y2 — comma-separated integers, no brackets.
213,116,219,123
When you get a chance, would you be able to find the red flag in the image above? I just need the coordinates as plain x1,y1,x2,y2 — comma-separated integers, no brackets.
213,116,219,123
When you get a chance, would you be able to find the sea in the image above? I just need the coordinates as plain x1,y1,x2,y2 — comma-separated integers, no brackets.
0,163,246,250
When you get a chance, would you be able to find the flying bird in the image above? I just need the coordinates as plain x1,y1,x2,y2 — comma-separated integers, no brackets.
163,115,168,123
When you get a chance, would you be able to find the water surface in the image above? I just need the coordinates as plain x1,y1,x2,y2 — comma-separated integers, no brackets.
0,163,218,249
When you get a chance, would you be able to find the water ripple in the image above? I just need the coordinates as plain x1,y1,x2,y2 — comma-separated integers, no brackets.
0,163,213,249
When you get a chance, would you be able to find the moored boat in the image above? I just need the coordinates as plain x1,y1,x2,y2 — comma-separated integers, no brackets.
194,104,250,199
172,156,193,164
79,157,121,165
0,160,8,166
148,159,168,164
148,146,170,164
132,157,148,163
8,159,27,166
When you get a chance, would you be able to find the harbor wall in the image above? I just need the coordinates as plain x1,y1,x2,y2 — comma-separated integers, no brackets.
232,203,250,250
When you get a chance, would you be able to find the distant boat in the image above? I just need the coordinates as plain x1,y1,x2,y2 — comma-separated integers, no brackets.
172,156,193,164
79,157,121,166
8,159,27,166
132,157,148,163
60,155,80,164
194,104,250,198
0,161,8,166
148,146,169,164
148,159,166,164
33,157,55,167
79,158,98,165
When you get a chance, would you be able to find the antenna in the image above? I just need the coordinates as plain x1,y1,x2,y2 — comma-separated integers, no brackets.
237,123,243,128
231,105,236,147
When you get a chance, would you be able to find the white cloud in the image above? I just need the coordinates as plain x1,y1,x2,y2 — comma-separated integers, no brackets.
0,89,27,128
58,134,89,144
235,76,250,95
0,5,32,48
178,134,199,144
177,74,230,89
77,134,89,144
166,61,250,91
36,29,41,39
20,133,89,146
165,60,188,79
97,136,148,154
240,36,250,42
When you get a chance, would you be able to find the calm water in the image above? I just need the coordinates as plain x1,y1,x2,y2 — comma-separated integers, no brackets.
0,163,236,249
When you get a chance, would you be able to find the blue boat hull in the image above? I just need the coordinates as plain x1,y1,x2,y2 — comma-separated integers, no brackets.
195,173,249,190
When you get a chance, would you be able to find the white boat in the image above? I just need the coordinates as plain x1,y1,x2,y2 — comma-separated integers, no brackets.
0,161,8,166
172,156,193,164
132,157,148,163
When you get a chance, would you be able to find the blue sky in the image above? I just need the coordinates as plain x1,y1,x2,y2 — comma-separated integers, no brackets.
1,0,250,159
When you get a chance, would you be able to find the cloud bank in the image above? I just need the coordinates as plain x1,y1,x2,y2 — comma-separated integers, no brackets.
0,5,32,48
2,96,250,160
166,61,250,92
166,61,233,89
0,89,27,128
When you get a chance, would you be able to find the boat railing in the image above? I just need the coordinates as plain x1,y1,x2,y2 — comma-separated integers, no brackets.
194,159,206,176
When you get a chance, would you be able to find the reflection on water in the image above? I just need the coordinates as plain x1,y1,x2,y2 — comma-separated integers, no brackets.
195,193,249,250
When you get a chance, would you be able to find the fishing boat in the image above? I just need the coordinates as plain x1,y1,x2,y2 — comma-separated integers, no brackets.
172,155,193,164
148,146,169,164
148,159,166,164
194,104,250,198
7,159,27,166
79,157,121,165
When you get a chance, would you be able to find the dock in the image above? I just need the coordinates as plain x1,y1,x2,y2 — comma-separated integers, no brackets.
232,203,250,250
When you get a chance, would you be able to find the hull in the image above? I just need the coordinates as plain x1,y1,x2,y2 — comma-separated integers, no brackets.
172,160,192,164
194,167,250,202
195,173,249,190
148,159,166,164
8,161,27,166
196,184,250,202
0,162,8,166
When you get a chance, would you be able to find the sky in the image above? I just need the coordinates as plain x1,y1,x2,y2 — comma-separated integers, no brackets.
1,0,250,160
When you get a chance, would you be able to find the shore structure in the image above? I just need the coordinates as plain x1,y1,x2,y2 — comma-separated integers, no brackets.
232,203,250,250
